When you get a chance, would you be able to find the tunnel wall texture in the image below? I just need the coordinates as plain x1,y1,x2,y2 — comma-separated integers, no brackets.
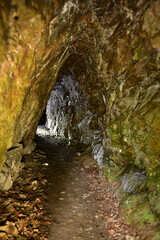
0,0,160,237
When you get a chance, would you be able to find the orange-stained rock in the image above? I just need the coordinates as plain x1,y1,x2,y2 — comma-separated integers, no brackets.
0,0,160,237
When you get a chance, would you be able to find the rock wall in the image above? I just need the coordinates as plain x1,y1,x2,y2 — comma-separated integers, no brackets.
0,0,160,237
37,74,104,166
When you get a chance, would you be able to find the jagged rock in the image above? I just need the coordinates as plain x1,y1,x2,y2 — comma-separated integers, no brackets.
0,144,24,190
120,172,146,194
0,0,160,237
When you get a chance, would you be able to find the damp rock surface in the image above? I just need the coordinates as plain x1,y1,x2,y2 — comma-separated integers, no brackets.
0,0,160,237
37,74,104,166
120,172,146,194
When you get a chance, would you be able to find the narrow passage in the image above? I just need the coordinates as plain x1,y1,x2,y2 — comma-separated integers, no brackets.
37,137,139,240
0,136,139,240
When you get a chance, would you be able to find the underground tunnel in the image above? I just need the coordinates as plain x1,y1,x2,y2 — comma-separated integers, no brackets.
36,68,104,167
0,0,160,239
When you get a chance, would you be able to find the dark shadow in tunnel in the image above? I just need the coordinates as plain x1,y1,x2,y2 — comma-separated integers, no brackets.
39,107,47,125
36,64,85,141
36,53,101,156
37,52,88,129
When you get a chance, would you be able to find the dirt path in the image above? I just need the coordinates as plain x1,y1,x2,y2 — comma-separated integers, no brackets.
0,137,139,240
38,137,139,240
38,138,100,239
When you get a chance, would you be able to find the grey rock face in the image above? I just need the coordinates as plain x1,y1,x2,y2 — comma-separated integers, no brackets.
120,172,146,194
37,75,104,166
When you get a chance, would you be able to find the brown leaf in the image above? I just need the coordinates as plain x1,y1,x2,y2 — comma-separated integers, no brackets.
108,229,115,235
16,219,28,231
6,204,16,213
6,222,18,236
0,225,8,232
0,222,18,236
0,232,8,240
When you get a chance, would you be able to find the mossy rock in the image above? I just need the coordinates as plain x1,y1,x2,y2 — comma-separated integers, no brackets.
133,44,147,61
120,193,156,229
147,172,160,216
154,232,160,240
102,163,118,183
139,223,160,240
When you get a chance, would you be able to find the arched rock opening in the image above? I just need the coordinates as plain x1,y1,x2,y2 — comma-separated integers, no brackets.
0,0,160,236
37,54,105,166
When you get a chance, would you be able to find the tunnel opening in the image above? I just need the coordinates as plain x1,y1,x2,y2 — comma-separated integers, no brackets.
34,58,106,238
37,70,85,140
36,54,104,167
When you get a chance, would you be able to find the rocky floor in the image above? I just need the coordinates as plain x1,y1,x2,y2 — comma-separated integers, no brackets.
0,137,139,240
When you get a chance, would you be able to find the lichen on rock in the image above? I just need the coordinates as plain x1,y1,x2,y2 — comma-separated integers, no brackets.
0,0,160,238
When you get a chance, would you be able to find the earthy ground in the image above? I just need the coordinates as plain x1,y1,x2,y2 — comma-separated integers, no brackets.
0,137,139,240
